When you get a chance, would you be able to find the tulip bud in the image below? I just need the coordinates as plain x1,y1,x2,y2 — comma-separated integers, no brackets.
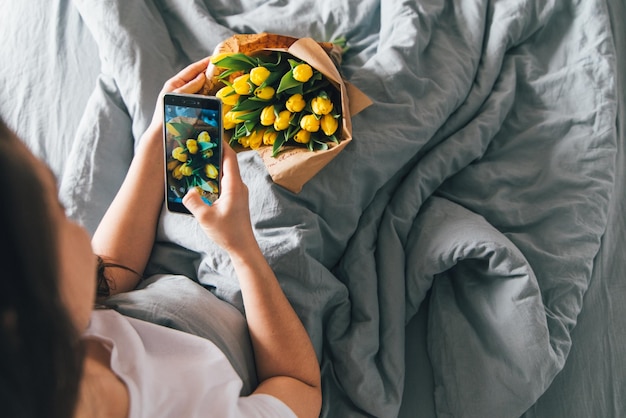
197,131,211,142
274,110,292,131
172,165,184,180
254,86,275,100
167,160,180,171
286,94,306,113
248,130,264,149
238,135,250,148
300,114,320,133
260,105,276,126
292,63,313,82
311,96,334,115
263,130,278,146
233,74,252,95
250,66,271,85
294,129,311,144
223,111,238,130
180,165,193,177
321,114,339,136
224,110,248,130
204,163,218,179
216,86,240,106
186,139,199,154
172,146,188,162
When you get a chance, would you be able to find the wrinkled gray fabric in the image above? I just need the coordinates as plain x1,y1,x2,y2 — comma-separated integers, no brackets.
54,0,618,416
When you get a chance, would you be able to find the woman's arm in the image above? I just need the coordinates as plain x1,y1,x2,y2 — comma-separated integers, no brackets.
91,58,210,294
183,145,322,418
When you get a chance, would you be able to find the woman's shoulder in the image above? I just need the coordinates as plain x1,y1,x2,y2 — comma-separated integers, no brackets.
83,309,295,417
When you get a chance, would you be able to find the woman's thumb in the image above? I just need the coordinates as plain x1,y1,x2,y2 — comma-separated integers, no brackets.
182,187,209,217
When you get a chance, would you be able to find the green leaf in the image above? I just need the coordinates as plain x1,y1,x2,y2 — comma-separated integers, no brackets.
285,124,297,140
272,132,288,157
263,69,286,88
313,139,329,151
235,108,263,122
198,141,217,152
243,120,257,134
234,123,248,139
233,97,270,112
277,71,302,94
168,121,194,139
213,53,256,71
287,58,301,69
197,177,215,192
217,69,241,82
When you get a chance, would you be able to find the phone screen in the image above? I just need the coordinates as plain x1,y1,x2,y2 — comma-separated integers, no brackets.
163,93,222,214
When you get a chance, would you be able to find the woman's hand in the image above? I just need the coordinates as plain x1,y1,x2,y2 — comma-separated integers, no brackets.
146,57,211,135
182,141,257,256
183,132,322,418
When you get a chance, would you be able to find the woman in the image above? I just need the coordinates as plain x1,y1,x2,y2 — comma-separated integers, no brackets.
0,58,321,418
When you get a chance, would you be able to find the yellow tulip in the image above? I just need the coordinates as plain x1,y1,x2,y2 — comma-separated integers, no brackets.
300,114,320,133
233,74,252,95
197,131,211,142
238,135,250,148
292,63,313,82
167,160,180,171
286,94,306,113
311,96,334,115
223,111,237,130
172,165,184,180
254,86,275,100
172,146,188,162
186,139,198,154
248,130,264,150
260,105,276,126
274,110,292,131
263,130,278,146
293,129,311,144
180,165,193,177
321,114,339,136
224,110,248,130
250,66,271,85
216,86,240,106
204,163,218,179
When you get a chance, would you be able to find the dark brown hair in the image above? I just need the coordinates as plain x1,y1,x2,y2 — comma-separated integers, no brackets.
0,119,84,418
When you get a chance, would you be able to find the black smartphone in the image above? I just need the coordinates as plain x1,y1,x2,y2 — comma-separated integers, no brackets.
163,93,222,214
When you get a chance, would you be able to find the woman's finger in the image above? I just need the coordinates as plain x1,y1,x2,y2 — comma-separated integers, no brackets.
220,141,241,183
182,187,211,218
164,56,211,92
172,71,206,94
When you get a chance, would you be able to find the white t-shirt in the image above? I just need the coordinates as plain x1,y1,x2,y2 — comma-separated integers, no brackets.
83,309,296,418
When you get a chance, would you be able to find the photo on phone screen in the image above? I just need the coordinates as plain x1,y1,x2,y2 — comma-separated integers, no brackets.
163,93,222,214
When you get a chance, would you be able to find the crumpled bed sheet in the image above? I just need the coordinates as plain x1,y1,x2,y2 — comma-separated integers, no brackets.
59,0,618,416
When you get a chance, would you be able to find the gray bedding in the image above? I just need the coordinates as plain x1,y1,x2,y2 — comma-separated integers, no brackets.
1,0,624,417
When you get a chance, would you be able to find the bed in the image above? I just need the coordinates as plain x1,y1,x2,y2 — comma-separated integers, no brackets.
1,0,624,417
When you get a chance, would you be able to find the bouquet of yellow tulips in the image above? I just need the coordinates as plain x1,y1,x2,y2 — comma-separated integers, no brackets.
212,45,342,157
202,33,372,192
